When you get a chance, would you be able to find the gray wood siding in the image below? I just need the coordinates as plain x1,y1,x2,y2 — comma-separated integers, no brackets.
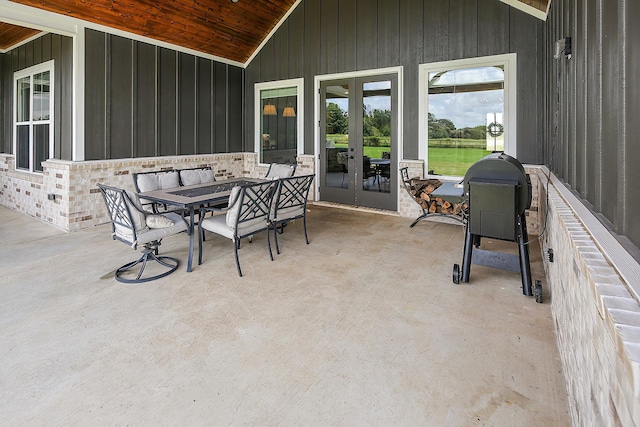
84,28,243,160
0,33,73,159
245,0,545,163
546,0,640,252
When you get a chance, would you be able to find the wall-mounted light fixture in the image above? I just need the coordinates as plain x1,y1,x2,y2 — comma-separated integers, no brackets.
554,37,571,59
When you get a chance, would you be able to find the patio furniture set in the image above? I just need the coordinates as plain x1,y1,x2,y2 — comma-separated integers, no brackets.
97,163,314,283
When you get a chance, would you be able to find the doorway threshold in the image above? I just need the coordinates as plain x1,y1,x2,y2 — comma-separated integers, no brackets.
311,201,400,217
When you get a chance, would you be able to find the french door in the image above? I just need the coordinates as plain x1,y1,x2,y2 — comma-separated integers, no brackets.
319,73,398,211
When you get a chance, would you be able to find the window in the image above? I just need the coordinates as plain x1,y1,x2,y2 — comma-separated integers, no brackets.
14,61,54,173
419,54,516,177
254,78,303,165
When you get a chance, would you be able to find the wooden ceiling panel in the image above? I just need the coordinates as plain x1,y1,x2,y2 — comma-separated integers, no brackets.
8,0,298,63
0,22,40,51
517,0,550,13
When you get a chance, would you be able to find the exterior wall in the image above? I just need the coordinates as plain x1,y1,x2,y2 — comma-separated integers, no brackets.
246,0,545,164
545,0,640,252
84,29,244,160
538,167,640,426
0,33,74,159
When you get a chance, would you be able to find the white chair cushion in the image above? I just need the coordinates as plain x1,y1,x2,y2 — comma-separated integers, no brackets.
200,214,234,240
266,164,295,180
180,169,215,186
135,213,188,244
136,171,180,192
146,214,175,228
273,205,303,222
201,212,267,240
226,186,241,228
125,191,148,231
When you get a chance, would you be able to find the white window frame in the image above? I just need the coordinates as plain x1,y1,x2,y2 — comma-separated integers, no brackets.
254,78,304,166
13,60,55,173
418,53,517,179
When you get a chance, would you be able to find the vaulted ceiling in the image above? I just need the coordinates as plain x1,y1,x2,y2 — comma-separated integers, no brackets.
1,0,550,64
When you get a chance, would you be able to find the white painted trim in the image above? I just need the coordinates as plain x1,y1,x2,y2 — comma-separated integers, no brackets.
547,169,640,302
243,0,304,68
72,25,85,161
499,0,548,21
0,30,46,53
314,66,404,208
254,78,304,166
13,60,55,172
418,53,518,180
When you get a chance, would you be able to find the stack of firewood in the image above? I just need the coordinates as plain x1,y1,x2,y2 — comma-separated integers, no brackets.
407,178,467,215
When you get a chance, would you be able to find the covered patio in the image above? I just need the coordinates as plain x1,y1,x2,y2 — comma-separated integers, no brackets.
1,204,569,425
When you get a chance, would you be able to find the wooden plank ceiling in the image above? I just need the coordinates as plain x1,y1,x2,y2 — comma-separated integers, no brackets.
6,0,298,63
2,0,549,63
0,22,40,51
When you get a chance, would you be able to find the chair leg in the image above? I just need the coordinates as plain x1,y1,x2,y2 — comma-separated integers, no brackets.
303,216,309,244
267,228,274,261
233,238,243,277
115,245,179,284
198,222,204,265
273,222,281,254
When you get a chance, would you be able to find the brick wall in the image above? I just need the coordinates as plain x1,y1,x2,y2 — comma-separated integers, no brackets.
0,153,318,232
538,168,640,426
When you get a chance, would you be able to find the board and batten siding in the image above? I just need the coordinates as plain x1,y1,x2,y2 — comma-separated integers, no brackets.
84,28,243,160
0,33,74,160
546,0,640,253
244,0,544,163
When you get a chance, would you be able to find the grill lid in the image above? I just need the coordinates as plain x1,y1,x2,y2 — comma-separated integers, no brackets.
464,153,532,215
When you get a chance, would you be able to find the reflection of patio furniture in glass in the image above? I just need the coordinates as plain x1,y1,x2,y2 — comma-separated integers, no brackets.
336,151,348,187
97,183,189,283
270,174,315,254
362,156,378,189
198,180,279,277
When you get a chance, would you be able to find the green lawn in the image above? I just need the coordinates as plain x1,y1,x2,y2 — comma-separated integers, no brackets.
428,147,492,176
332,140,491,177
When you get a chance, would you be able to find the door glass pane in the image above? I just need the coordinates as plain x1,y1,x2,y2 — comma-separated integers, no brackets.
362,80,391,193
260,87,297,164
427,66,504,176
17,77,30,122
33,71,50,121
325,84,349,189
16,125,29,170
34,124,50,172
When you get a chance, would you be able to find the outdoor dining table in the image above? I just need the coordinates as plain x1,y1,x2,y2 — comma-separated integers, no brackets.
138,177,264,272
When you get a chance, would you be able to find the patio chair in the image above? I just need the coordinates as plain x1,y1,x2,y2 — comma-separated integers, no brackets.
270,174,315,254
197,180,279,277
97,183,189,284
265,163,296,180
132,170,180,213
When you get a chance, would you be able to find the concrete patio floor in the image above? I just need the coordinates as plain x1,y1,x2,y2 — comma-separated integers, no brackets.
0,204,570,426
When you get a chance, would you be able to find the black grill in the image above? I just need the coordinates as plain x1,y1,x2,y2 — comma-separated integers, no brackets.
453,153,534,297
